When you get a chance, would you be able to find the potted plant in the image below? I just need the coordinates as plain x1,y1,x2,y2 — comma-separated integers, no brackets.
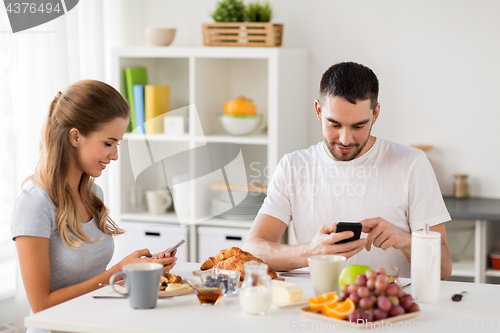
246,1,273,22
203,0,283,47
211,0,246,22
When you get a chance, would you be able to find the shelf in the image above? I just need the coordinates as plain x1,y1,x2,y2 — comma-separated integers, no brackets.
486,269,500,277
196,133,268,145
120,212,181,224
120,213,254,229
111,46,308,263
124,133,191,142
451,260,476,277
113,46,308,60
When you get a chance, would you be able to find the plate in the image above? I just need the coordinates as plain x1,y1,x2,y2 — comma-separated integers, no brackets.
113,278,198,298
300,307,421,329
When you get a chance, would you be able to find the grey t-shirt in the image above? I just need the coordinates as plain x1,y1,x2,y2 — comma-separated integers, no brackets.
11,182,114,333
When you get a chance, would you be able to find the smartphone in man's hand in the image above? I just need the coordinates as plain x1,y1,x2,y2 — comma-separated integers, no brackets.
334,222,362,244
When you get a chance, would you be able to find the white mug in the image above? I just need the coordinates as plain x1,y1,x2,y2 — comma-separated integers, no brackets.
146,190,172,215
411,230,441,302
308,255,346,295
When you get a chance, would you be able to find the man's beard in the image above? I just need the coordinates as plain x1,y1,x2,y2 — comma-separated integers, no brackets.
324,126,373,161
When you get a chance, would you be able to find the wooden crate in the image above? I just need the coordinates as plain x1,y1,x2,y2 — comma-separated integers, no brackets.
202,23,283,47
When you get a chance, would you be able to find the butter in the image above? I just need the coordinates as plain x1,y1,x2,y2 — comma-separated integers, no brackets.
272,280,303,303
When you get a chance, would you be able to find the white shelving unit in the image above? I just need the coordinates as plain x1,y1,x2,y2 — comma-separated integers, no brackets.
109,47,308,262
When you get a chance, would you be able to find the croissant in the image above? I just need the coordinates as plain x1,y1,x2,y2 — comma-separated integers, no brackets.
200,247,256,270
213,256,278,280
201,247,278,280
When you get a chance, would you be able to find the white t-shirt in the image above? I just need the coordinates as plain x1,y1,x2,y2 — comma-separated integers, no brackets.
259,137,450,277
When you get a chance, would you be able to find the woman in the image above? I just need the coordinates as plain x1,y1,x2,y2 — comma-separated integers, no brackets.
11,80,176,328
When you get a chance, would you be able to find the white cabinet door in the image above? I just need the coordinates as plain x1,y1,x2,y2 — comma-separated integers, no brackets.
197,226,250,262
119,221,189,262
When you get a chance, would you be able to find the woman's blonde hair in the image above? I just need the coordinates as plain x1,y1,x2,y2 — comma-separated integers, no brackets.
27,80,130,248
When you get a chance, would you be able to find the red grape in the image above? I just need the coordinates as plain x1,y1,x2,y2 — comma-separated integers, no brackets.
358,286,370,298
341,292,350,301
400,294,413,310
361,310,374,322
373,309,388,321
386,283,400,296
408,302,420,313
377,296,391,312
376,267,387,275
366,279,376,291
388,296,399,306
341,284,349,294
365,269,377,280
389,305,405,317
375,279,387,291
355,274,367,286
374,289,386,297
348,283,360,294
347,310,362,323
376,274,389,283
370,295,377,304
349,291,360,304
359,297,374,309
397,288,406,298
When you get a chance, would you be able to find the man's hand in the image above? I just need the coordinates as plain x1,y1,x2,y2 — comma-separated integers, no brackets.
360,217,411,251
307,223,367,258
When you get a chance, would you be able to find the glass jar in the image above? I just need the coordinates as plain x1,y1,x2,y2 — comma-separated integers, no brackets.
239,261,273,315
454,174,469,199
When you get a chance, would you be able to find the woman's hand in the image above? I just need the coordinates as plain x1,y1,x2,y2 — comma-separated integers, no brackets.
115,248,177,273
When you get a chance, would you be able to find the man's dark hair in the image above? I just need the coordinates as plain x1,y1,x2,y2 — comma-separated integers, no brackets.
319,62,379,110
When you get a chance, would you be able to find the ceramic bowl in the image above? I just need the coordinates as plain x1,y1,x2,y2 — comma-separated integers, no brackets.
145,28,176,46
219,114,263,136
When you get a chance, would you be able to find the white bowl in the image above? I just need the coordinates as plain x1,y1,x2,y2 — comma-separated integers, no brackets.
219,114,263,136
145,28,176,46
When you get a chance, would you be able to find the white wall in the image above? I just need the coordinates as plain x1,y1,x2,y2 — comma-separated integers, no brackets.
144,0,500,198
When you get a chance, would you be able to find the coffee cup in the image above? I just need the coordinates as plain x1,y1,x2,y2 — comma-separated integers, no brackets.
411,230,441,302
308,255,346,295
109,262,163,309
146,190,172,215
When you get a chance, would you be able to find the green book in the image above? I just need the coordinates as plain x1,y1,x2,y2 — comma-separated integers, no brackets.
124,67,148,132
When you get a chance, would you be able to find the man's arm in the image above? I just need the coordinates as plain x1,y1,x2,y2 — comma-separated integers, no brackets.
360,219,452,280
243,213,366,271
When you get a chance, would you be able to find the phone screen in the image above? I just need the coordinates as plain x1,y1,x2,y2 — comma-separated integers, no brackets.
334,222,362,244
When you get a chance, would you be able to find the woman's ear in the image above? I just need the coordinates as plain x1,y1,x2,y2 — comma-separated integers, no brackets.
69,128,80,147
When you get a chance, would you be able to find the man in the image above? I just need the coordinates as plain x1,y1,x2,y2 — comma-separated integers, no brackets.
243,62,452,279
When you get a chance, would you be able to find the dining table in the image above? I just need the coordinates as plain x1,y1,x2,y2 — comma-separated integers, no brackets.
25,262,500,333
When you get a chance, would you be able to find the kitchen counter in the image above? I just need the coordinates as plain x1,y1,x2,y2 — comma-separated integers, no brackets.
25,262,500,333
444,196,500,221
443,196,500,282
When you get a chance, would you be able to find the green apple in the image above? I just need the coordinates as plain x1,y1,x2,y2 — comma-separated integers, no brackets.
338,264,373,289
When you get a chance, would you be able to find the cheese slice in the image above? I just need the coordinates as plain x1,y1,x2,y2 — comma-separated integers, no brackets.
272,280,303,303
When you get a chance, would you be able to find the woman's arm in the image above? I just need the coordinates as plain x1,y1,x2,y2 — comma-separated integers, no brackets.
16,236,177,313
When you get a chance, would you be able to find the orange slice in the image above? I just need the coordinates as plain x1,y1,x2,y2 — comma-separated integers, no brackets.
323,298,355,319
308,292,339,312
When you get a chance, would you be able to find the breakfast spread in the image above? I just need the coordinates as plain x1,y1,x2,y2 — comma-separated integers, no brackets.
307,267,420,323
200,247,278,280
160,272,183,291
271,280,304,304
